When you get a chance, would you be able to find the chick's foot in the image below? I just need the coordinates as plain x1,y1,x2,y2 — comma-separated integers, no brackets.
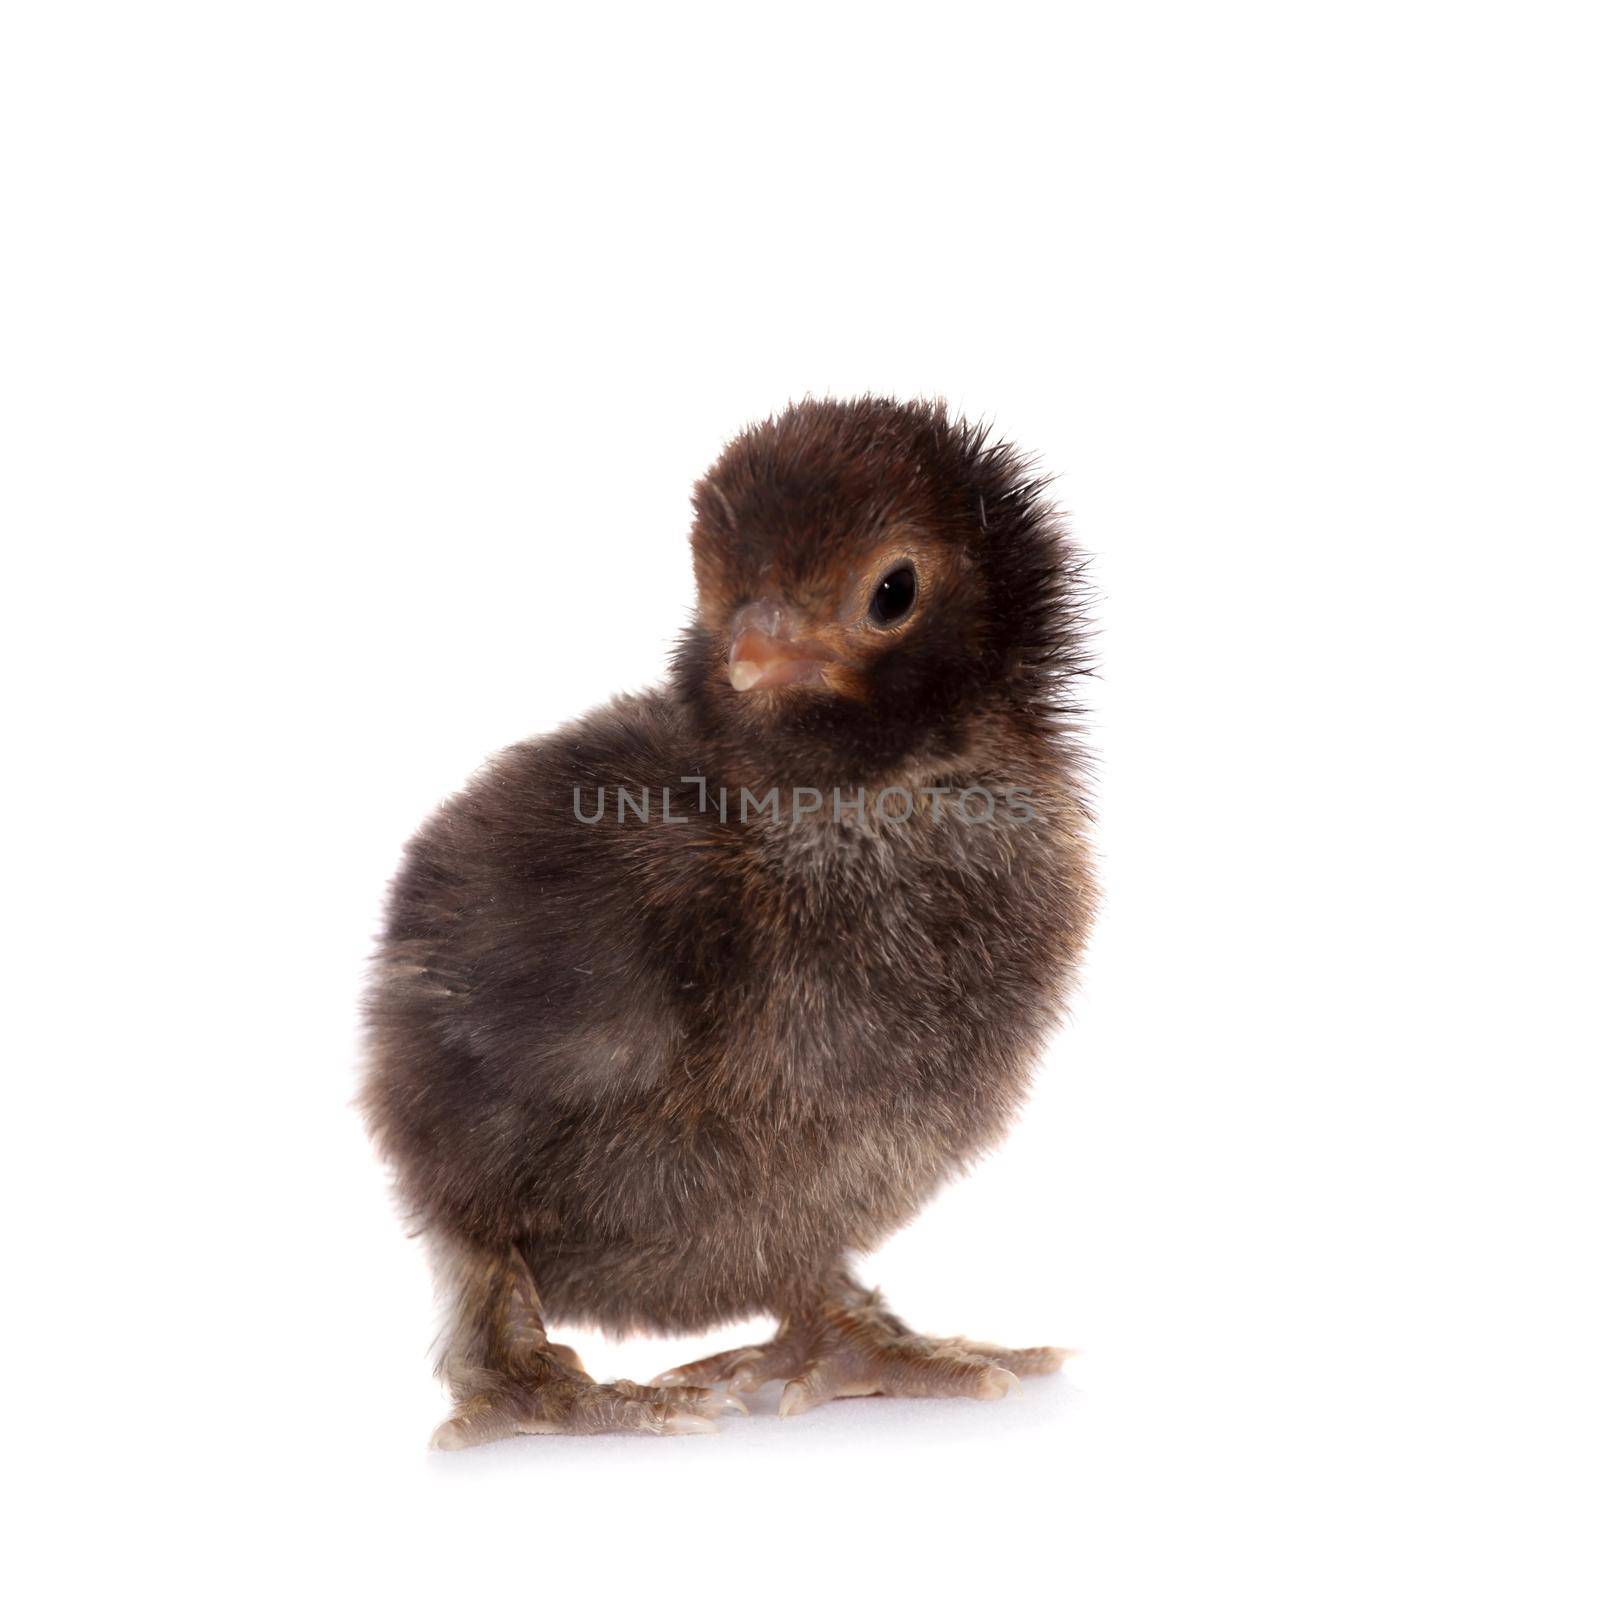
654,1279,1067,1418
428,1244,744,1449
432,1355,744,1449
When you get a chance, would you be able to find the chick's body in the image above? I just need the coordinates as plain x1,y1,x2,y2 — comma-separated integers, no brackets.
365,398,1094,1445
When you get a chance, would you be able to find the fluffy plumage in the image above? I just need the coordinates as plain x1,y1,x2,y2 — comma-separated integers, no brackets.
363,396,1095,1444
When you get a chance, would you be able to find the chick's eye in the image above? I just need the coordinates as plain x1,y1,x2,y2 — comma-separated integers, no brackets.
868,563,917,626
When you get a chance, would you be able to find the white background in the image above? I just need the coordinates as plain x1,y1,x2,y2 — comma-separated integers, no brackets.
4,3,1596,1596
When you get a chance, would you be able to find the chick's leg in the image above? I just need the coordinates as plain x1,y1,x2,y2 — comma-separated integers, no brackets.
429,1240,741,1449
655,1266,1067,1418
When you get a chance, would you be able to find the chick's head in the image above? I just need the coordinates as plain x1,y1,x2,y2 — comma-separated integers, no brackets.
675,396,1083,788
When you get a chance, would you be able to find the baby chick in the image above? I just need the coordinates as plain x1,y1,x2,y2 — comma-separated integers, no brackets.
364,396,1095,1446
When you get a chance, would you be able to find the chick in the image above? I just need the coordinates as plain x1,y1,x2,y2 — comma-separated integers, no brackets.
364,396,1095,1446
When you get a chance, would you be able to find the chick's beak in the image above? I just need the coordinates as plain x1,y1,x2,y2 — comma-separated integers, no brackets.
727,603,834,693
